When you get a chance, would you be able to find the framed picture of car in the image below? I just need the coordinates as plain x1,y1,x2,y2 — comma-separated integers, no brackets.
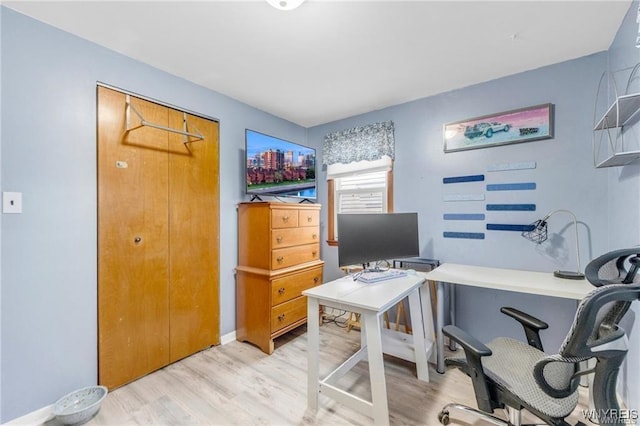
443,103,554,153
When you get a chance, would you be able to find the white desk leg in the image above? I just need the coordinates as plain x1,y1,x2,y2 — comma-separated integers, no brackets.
421,283,436,340
362,312,389,425
408,288,429,382
307,296,320,411
449,284,457,351
436,281,445,374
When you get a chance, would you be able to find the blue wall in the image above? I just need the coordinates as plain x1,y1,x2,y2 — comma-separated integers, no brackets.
311,51,609,349
310,3,640,417
309,0,640,413
606,0,640,409
0,7,308,422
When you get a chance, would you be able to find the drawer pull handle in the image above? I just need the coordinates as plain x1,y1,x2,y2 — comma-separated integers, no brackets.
282,216,289,222
313,276,319,283
276,236,283,244
278,314,286,322
277,256,284,264
307,216,313,222
312,234,317,239
312,251,318,257
278,287,286,295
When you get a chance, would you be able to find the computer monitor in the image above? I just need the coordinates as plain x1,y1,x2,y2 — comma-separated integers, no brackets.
337,213,420,268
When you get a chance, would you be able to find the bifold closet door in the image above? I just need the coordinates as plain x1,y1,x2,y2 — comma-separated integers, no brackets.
98,87,171,389
167,109,220,363
97,86,220,389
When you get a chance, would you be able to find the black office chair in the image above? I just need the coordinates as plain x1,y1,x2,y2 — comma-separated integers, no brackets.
438,248,640,426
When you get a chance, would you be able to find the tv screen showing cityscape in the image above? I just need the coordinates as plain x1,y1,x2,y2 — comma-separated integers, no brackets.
245,129,317,200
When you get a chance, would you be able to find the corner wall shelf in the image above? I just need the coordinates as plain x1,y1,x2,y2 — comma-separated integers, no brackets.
592,64,640,168
593,93,640,130
595,150,640,168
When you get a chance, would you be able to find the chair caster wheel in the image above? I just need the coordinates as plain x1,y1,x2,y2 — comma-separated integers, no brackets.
438,410,450,425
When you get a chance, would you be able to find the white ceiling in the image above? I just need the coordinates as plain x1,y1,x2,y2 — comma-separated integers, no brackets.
3,0,633,127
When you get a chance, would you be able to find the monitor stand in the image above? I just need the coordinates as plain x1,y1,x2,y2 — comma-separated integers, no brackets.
298,198,314,204
250,194,263,202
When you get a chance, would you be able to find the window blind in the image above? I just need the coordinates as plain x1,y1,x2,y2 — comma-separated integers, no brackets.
334,171,387,237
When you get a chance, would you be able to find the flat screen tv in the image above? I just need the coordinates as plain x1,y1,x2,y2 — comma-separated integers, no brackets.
337,213,420,268
245,129,317,201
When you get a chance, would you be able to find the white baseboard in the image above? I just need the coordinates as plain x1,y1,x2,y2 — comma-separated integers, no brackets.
220,330,237,345
2,404,54,425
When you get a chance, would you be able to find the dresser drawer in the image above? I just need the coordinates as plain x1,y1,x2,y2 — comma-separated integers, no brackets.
298,209,320,227
271,227,319,249
271,266,323,306
272,244,320,269
271,296,307,332
271,209,299,229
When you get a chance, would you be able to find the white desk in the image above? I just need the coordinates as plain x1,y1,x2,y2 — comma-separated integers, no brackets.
424,263,595,373
303,273,434,425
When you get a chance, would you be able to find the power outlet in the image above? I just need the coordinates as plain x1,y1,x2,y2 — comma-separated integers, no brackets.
3,192,22,214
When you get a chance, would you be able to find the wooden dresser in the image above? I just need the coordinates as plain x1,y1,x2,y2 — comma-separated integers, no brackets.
236,202,324,354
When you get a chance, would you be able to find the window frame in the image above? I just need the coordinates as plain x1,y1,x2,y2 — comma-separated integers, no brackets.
327,170,393,246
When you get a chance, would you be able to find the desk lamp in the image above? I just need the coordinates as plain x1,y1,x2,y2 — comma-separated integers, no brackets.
521,209,585,280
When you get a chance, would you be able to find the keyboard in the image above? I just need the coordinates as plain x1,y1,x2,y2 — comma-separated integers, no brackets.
357,269,408,283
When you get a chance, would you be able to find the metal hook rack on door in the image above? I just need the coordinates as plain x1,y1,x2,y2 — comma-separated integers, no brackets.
125,94,205,144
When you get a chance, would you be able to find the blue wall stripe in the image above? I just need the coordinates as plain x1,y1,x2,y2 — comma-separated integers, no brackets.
443,174,485,184
443,232,485,239
487,161,536,172
444,213,485,221
486,204,536,211
486,224,536,232
486,182,536,191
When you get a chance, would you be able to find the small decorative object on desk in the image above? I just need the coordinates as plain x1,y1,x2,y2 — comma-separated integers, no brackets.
53,385,108,425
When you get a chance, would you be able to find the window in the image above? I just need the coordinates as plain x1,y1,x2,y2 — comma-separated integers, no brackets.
327,169,393,246
322,120,396,246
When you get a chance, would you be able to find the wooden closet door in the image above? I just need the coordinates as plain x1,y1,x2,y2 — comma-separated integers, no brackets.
97,87,171,388
168,111,220,361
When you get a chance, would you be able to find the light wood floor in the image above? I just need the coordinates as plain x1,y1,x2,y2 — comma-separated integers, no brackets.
69,322,589,426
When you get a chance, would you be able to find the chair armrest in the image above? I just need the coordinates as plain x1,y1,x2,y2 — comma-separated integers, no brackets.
500,307,548,351
442,325,494,412
443,325,492,357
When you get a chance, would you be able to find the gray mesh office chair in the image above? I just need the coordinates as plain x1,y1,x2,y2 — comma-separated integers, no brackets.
438,248,640,426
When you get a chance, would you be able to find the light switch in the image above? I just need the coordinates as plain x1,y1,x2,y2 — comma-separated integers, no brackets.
3,192,22,214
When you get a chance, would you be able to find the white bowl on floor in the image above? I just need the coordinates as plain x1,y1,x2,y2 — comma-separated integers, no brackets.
53,385,108,425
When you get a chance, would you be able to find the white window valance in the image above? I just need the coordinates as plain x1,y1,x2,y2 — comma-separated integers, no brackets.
326,156,392,180
322,121,395,168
